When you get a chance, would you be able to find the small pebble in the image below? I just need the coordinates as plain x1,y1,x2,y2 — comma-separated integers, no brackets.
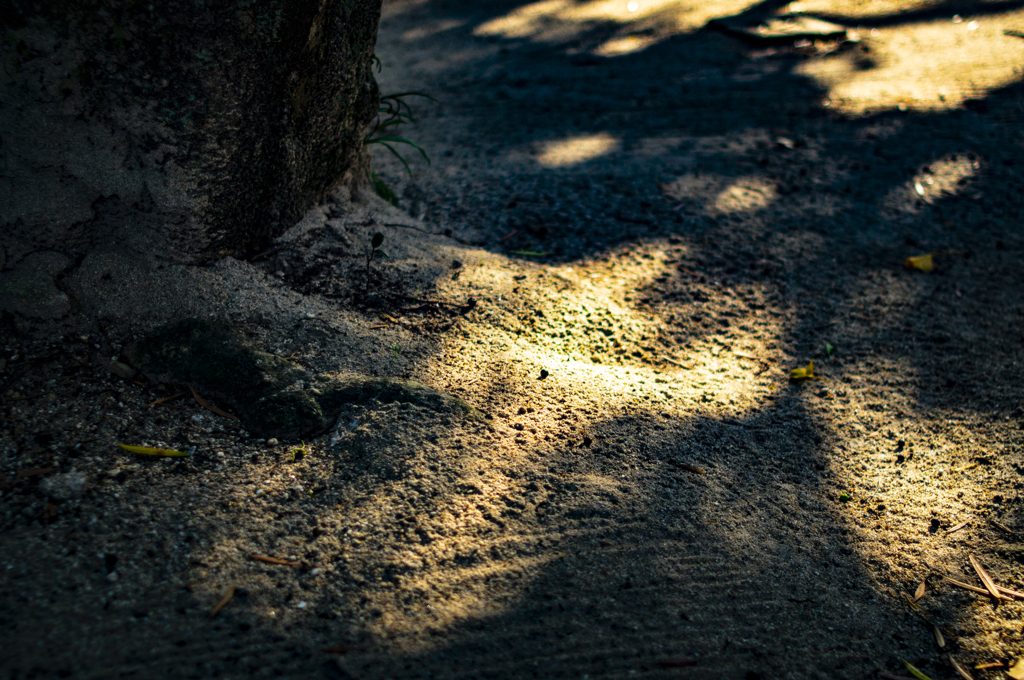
310,568,323,577
106,571,119,583
267,438,279,446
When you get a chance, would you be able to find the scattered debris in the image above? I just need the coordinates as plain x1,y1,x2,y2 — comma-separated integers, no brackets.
147,391,187,407
790,361,824,380
948,655,974,680
249,553,300,566
189,384,239,421
914,579,926,601
904,253,935,272
969,554,1004,601
210,585,235,617
673,463,706,475
116,443,190,458
932,624,945,649
902,658,936,680
947,517,972,533
989,518,1015,534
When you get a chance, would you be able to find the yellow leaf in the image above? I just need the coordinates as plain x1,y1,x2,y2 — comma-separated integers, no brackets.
1008,658,1024,680
790,360,824,380
116,443,190,457
904,253,935,272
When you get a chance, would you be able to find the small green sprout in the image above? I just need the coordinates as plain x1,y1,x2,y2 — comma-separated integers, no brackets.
289,441,309,463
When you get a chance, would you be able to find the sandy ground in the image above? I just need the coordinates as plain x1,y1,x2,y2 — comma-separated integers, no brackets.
3,0,1024,678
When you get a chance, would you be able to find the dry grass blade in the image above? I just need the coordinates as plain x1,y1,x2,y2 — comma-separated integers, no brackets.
947,655,974,680
250,553,300,566
997,584,1024,599
968,554,1004,601
947,518,972,533
914,579,926,601
989,518,1016,534
674,463,706,475
189,384,239,421
901,592,921,611
210,585,235,617
974,662,1003,670
902,659,936,680
147,391,187,407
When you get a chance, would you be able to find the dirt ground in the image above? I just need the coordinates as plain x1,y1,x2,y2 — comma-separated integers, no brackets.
3,0,1024,678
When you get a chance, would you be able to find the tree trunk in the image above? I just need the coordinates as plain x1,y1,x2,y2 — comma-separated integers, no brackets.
0,0,381,267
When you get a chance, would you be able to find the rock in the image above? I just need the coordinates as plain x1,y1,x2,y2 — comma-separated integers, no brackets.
123,318,481,441
0,252,71,320
1,1,382,263
39,471,88,501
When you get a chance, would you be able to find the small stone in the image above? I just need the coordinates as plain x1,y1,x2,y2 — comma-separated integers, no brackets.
106,571,119,583
39,471,88,501
309,568,323,577
267,438,279,446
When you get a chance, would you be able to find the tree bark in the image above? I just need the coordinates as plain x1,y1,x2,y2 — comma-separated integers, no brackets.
0,0,381,266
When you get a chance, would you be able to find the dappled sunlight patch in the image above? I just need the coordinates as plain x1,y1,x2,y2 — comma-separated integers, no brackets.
661,173,778,215
473,0,763,47
593,33,660,57
881,154,979,214
536,133,620,167
713,176,778,214
795,8,1024,114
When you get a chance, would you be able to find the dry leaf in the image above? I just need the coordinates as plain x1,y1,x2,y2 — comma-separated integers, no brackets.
116,443,190,457
968,554,1004,601
947,655,974,680
674,463,705,475
914,579,926,601
189,385,240,421
210,585,235,617
974,662,1003,670
904,253,935,272
1009,659,1024,680
250,553,300,566
790,360,824,380
933,624,945,649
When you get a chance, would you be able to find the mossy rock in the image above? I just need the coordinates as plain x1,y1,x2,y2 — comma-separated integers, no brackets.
123,318,479,441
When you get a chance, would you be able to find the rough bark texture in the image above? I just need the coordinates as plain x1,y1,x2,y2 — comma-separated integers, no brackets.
0,0,381,265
